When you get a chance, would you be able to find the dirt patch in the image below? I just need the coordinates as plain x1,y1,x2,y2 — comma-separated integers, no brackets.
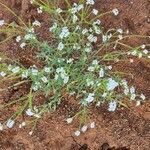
0,0,150,150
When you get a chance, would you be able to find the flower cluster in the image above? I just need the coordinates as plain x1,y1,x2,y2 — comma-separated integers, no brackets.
0,19,5,26
128,45,149,59
0,0,149,133
74,122,95,136
55,67,69,84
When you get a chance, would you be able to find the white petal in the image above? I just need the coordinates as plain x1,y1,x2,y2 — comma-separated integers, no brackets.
6,119,15,128
74,130,80,136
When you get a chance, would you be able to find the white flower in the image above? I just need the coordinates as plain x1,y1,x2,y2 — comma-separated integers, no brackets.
107,65,112,70
85,93,94,103
92,9,98,15
82,28,88,35
108,101,117,111
8,64,12,70
30,0,35,4
85,47,92,53
21,122,26,126
99,68,104,77
143,49,148,54
81,125,88,132
26,108,34,116
121,79,128,87
130,86,135,94
66,118,73,124
0,123,3,131
74,130,81,136
72,3,84,12
130,94,136,100
107,78,118,91
138,53,143,58
77,4,84,11
54,74,59,80
19,124,22,128
0,71,6,77
19,122,26,128
86,79,94,86
29,131,33,135
82,90,87,94
37,7,43,14
32,20,41,27
6,119,15,128
75,25,81,31
31,68,38,75
141,44,146,49
32,85,38,91
90,122,95,128
41,76,48,83
24,34,35,40
16,36,21,42
0,20,5,26
59,27,70,39
93,19,101,25
70,3,79,14
70,7,77,14
118,35,123,40
20,42,26,49
117,28,123,34
63,76,69,84
56,67,65,74
102,35,108,43
87,34,97,43
56,8,62,14
57,42,64,50
49,22,57,32
67,58,74,63
108,33,112,39
112,8,119,16
94,26,101,34
130,50,137,56
11,66,20,73
73,15,78,23
92,60,98,65
140,94,145,100
27,28,34,33
89,28,93,32
86,0,95,5
44,67,51,73
124,88,129,95
136,101,141,106
88,66,95,72
69,92,75,96
22,71,28,78
34,114,41,118
56,67,69,84
102,92,107,98
73,43,81,50
33,106,39,113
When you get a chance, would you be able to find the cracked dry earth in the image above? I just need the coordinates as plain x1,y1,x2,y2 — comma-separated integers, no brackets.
0,0,150,150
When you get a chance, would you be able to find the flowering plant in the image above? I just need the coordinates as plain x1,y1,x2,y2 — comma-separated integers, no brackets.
0,0,149,135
